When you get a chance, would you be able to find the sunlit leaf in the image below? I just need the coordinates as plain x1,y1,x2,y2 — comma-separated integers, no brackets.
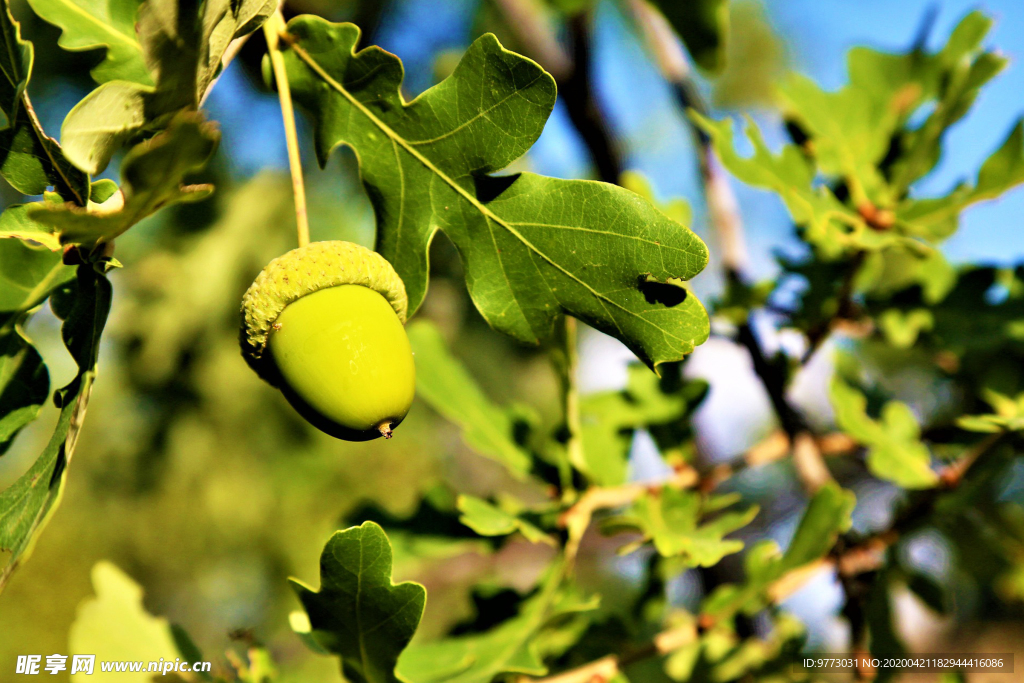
613,488,758,566
69,562,180,682
26,0,151,85
396,565,594,683
701,482,854,619
0,0,89,202
56,0,271,174
283,21,709,370
456,495,552,545
580,364,706,486
830,375,938,489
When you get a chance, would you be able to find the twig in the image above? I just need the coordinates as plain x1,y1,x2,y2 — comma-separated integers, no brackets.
490,0,572,79
264,10,310,247
559,468,699,565
560,317,584,492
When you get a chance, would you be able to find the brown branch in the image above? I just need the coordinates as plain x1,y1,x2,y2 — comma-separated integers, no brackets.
490,0,572,79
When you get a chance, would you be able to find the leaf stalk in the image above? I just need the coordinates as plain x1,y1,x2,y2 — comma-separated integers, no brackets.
264,11,310,248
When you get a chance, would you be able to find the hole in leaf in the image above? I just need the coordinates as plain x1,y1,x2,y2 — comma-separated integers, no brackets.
637,275,688,307
474,173,520,203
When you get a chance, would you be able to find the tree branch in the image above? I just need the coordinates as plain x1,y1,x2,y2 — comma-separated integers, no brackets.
490,0,624,183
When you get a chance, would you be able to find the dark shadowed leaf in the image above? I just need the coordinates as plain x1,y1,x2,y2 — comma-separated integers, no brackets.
0,240,74,455
0,263,111,590
407,320,533,479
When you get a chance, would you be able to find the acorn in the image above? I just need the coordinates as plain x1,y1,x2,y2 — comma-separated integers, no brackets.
241,241,415,441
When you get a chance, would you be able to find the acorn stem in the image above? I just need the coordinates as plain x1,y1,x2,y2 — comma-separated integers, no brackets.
377,421,393,439
264,10,310,248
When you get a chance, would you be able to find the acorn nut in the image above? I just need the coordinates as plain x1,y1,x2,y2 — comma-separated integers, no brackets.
241,241,415,441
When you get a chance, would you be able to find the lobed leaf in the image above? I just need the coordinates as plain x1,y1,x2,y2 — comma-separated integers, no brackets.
830,376,938,489
701,482,854,619
69,562,181,678
26,0,151,85
291,521,426,683
615,488,758,567
579,363,706,486
282,21,710,370
54,0,272,175
396,565,595,683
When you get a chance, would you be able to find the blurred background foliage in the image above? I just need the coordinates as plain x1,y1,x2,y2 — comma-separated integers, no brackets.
1,0,1024,679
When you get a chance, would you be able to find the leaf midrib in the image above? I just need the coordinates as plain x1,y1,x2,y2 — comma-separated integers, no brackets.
42,0,142,52
286,40,690,346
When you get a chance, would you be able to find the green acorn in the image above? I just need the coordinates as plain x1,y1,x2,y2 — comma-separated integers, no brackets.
241,241,415,440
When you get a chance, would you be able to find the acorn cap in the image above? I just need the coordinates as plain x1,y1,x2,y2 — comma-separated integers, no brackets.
241,241,408,381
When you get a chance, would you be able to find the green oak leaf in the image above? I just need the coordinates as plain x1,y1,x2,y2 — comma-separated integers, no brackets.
0,0,89,203
28,112,219,247
691,112,884,258
701,482,854,619
778,481,855,571
830,375,938,489
0,263,111,591
579,363,706,486
282,21,709,370
0,240,74,455
26,0,151,85
70,562,181,680
291,521,426,683
888,11,1006,193
407,320,533,479
896,119,1024,240
60,80,153,177
610,489,758,566
956,390,1024,433
456,495,552,545
396,565,595,683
